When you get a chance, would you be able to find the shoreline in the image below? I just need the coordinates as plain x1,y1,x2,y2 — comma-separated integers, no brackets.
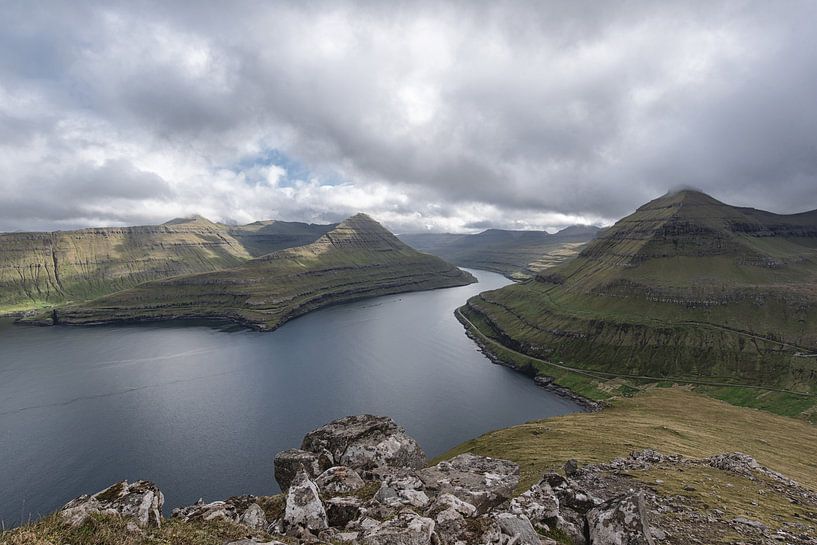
454,307,604,412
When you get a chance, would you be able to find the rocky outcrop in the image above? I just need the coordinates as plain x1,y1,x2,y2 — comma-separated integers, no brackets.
274,448,331,491
417,453,519,514
283,471,328,534
59,480,163,528
586,492,655,545
302,414,428,472
50,419,817,545
171,494,268,531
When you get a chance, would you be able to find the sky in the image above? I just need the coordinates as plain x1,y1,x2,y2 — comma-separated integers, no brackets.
1,1,816,234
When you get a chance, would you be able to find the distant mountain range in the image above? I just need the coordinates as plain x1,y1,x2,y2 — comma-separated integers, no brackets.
461,190,817,414
398,225,602,277
22,214,475,330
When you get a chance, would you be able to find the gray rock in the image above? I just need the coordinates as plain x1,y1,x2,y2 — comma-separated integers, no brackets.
59,480,164,528
509,482,560,530
274,448,329,491
325,496,363,528
373,471,429,508
564,459,579,477
172,499,237,523
239,503,268,531
284,470,328,532
417,453,520,514
301,414,427,472
586,491,655,545
494,512,542,545
361,511,437,545
316,465,366,495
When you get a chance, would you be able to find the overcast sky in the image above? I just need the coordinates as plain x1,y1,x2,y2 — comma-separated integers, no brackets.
2,1,816,233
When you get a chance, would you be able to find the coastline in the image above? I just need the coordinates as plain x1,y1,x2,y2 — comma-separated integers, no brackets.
454,306,604,412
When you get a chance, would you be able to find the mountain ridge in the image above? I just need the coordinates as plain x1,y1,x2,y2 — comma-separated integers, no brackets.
460,190,817,417
398,224,601,277
30,214,475,330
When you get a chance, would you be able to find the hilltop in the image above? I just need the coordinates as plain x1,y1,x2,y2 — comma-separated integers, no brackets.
0,217,333,314
460,190,817,418
399,225,601,277
32,214,475,330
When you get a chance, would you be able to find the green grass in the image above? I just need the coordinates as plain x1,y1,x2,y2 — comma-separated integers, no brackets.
439,388,817,493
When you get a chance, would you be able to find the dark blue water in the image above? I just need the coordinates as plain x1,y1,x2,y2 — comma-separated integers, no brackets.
0,269,581,526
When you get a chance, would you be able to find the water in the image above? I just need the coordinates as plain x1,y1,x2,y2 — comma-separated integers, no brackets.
0,269,581,525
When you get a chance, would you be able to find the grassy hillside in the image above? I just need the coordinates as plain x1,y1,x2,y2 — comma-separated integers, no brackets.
34,214,475,330
0,217,332,314
442,388,817,492
462,190,817,415
399,225,600,277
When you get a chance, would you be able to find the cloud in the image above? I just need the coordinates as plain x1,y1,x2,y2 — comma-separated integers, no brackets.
1,1,816,233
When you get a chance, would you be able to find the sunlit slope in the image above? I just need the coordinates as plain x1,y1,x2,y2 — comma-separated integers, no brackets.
0,217,333,313
463,190,817,392
43,214,476,330
399,225,600,276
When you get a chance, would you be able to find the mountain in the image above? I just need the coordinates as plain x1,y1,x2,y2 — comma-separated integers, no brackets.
398,225,601,277
461,190,817,406
34,214,475,330
0,217,333,314
226,220,334,257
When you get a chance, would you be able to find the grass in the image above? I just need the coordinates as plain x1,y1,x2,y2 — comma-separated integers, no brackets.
0,513,285,545
439,388,817,493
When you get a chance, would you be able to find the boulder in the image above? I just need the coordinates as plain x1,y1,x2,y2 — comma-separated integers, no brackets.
494,512,543,545
172,499,236,523
283,471,328,532
315,466,366,495
325,496,363,528
373,471,429,508
172,495,267,528
417,453,520,514
509,482,560,530
59,480,163,528
301,414,427,471
425,493,479,544
586,491,655,545
239,502,268,531
274,448,329,491
360,511,437,545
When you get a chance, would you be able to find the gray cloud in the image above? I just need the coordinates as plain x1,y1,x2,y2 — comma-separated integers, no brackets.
1,0,816,233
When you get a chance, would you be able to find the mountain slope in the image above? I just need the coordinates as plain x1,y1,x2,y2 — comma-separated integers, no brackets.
0,218,333,314
399,225,600,277
462,190,817,400
38,214,475,330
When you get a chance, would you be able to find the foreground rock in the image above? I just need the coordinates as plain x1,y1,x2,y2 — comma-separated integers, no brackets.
59,480,163,528
302,414,428,472
48,417,817,545
172,494,268,531
283,471,328,534
417,453,519,514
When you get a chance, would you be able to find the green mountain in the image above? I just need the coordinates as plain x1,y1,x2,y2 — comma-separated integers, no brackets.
461,190,817,398
36,214,475,330
0,217,332,314
398,225,600,277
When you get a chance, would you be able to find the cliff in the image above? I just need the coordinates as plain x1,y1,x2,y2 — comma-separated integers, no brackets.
34,214,475,330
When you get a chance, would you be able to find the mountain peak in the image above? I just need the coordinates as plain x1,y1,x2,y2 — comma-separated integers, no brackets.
163,214,217,226
313,213,407,252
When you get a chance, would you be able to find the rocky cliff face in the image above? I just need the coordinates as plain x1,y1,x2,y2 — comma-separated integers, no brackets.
33,214,475,330
36,414,817,544
0,217,332,313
